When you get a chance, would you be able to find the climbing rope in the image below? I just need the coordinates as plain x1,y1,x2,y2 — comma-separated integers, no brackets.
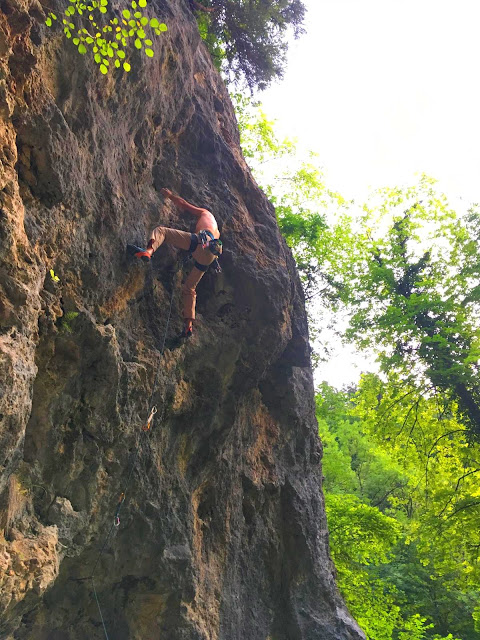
87,271,177,639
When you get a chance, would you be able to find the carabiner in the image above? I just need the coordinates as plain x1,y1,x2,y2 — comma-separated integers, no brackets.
142,405,157,432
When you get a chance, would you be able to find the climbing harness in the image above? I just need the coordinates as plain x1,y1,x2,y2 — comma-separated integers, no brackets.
198,229,223,257
84,269,177,640
193,260,209,272
187,230,223,274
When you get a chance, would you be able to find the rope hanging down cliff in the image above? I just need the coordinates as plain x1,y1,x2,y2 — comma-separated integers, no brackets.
79,272,177,640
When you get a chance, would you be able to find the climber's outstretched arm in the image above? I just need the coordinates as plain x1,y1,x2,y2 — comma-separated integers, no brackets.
160,188,207,218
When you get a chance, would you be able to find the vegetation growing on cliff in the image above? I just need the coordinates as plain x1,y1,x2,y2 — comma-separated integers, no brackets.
45,0,167,74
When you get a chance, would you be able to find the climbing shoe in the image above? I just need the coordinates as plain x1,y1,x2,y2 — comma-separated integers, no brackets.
127,244,151,262
180,325,193,339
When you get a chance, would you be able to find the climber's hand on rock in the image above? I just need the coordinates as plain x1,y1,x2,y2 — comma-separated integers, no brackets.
160,188,173,199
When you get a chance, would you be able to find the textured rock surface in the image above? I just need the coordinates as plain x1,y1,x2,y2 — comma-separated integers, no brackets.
0,0,365,638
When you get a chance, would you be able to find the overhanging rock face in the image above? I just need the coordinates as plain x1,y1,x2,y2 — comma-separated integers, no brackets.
0,1,365,638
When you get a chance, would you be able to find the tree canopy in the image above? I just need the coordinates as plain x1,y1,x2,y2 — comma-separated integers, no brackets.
328,179,480,438
318,380,480,640
193,0,306,89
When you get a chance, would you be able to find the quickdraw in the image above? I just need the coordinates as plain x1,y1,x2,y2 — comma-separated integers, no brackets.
114,492,125,527
198,229,223,256
142,405,157,432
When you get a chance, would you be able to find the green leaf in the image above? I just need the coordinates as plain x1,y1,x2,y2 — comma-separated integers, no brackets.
138,0,146,6
158,23,167,31
134,11,141,18
73,37,80,45
145,38,152,45
123,61,131,71
140,17,148,26
149,17,159,28
99,7,107,13
116,49,125,58
114,59,120,68
94,53,101,63
50,13,57,19
100,0,107,5
45,17,52,26
145,48,153,57
134,38,142,49
86,37,93,43
122,9,131,18
137,28,145,38
78,43,87,54
100,64,108,74
131,0,137,6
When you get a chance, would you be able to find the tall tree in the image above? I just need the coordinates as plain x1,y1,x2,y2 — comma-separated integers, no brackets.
330,178,480,438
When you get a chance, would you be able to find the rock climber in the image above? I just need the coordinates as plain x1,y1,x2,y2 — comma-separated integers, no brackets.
128,188,222,338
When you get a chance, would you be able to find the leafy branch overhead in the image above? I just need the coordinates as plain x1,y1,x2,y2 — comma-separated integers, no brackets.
46,0,167,75
192,0,306,89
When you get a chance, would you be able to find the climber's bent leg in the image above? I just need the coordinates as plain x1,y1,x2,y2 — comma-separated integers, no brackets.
149,227,192,253
129,227,193,262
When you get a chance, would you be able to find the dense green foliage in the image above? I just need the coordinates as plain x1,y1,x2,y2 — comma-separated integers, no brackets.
318,381,480,639
329,180,480,438
193,0,306,89
46,0,167,75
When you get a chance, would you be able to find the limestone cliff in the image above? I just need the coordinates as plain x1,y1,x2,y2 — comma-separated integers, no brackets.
0,0,365,638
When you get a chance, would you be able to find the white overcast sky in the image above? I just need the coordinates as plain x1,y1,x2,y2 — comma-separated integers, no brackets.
258,0,480,387
261,0,480,203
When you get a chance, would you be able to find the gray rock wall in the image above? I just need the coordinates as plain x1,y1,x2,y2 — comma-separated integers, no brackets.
0,0,365,638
